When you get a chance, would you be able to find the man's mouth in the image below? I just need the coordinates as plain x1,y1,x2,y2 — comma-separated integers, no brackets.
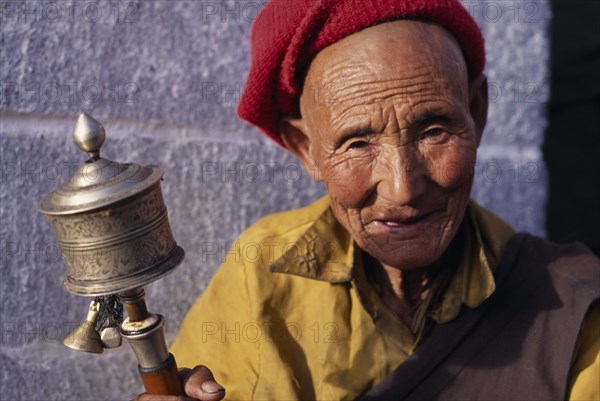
377,212,432,226
369,211,437,237
383,221,402,227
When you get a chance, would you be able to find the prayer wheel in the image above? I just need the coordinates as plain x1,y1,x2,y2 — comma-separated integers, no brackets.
38,113,185,396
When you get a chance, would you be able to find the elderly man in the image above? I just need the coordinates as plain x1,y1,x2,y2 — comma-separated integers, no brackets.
136,0,599,400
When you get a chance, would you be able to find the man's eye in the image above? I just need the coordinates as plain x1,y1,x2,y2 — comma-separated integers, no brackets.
424,128,444,137
421,128,449,142
347,140,369,149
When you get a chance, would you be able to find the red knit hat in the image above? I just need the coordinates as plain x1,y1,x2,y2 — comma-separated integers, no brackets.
237,0,485,147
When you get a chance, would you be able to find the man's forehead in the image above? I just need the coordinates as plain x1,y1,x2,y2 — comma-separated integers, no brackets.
308,20,464,80
301,20,469,112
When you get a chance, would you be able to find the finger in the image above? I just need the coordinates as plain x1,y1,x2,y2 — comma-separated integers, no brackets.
182,365,226,401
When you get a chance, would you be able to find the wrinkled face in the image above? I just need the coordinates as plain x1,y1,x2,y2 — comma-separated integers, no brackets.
283,20,488,271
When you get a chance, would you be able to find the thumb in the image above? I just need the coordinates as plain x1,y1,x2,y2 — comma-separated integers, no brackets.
180,366,226,401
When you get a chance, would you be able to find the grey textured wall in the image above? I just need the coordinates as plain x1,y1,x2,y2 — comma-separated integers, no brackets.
1,1,550,400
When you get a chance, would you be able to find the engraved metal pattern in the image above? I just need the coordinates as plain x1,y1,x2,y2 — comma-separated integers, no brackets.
46,185,183,295
48,186,166,243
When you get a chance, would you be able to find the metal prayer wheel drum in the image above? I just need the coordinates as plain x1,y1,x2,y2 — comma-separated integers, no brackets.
38,113,184,296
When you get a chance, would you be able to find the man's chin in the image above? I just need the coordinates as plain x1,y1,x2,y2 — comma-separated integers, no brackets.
359,241,447,271
381,254,444,271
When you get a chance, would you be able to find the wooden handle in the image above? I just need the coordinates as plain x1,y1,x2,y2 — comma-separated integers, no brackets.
138,353,184,396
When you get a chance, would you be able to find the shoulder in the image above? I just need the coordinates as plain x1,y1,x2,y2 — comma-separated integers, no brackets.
520,236,599,279
512,234,600,298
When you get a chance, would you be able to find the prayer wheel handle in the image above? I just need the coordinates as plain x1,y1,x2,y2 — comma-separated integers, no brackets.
120,289,184,396
138,353,183,395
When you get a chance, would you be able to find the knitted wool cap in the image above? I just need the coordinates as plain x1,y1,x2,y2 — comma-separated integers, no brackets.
237,0,485,147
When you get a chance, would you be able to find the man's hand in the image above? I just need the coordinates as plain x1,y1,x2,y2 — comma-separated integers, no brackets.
132,365,226,401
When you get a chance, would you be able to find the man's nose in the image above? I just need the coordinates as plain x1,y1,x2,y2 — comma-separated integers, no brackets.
375,147,427,205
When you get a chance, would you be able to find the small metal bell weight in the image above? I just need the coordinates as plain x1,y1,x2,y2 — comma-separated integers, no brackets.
63,300,104,354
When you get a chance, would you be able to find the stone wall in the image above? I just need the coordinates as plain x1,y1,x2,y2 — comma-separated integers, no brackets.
0,1,550,399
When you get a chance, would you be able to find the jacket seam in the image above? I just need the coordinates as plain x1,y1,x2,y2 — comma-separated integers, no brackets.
239,242,261,400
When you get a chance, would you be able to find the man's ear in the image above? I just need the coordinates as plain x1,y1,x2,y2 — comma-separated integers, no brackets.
468,73,488,146
280,117,322,182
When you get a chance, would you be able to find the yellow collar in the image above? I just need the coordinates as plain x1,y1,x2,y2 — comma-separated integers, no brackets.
269,196,515,322
269,203,355,282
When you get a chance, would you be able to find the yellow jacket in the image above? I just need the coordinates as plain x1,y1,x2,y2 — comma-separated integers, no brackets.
172,196,599,400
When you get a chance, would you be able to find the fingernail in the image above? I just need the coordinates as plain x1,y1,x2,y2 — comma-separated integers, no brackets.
201,380,225,394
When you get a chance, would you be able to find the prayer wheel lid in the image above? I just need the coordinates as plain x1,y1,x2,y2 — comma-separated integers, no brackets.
38,113,162,216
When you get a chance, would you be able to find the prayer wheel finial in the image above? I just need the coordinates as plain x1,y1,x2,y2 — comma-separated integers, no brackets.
73,112,106,160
